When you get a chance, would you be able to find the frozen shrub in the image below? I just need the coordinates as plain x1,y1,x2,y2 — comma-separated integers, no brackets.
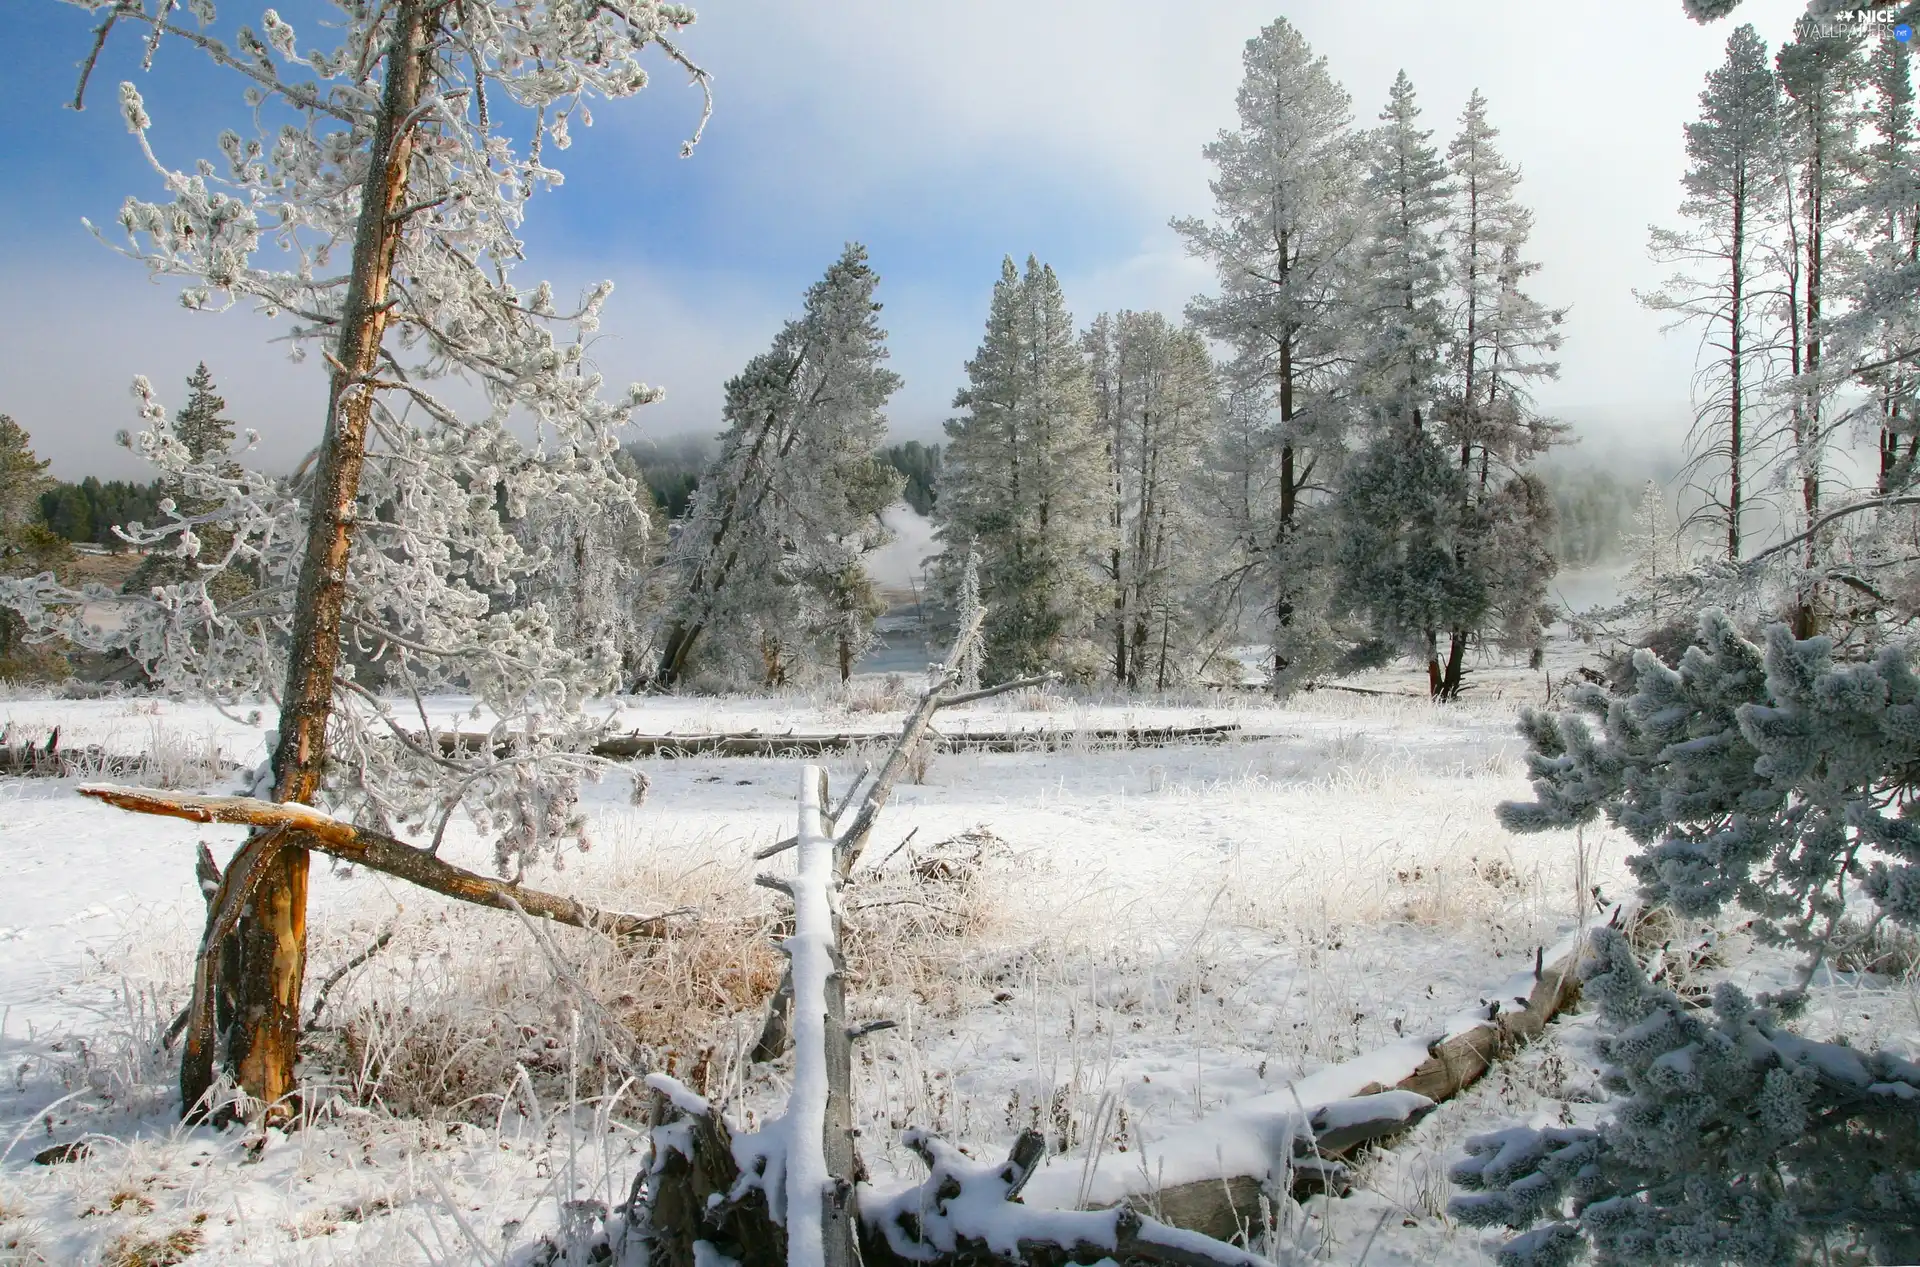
1449,926,1920,1266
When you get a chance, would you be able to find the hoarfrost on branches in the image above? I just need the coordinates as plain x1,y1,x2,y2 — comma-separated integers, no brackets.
3,0,711,874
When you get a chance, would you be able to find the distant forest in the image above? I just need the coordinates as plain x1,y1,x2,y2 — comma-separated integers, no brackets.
40,438,1639,570
38,477,167,550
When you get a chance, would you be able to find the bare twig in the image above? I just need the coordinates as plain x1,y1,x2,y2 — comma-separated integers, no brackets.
305,922,399,1029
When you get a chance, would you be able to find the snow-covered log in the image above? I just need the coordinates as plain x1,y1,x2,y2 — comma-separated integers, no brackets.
783,763,859,1267
593,722,1238,760
1018,911,1642,1239
76,784,688,939
860,1128,1289,1267
634,767,860,1267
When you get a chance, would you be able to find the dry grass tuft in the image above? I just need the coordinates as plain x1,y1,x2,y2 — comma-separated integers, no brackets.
99,1224,203,1267
840,674,918,715
302,814,786,1122
0,1191,50,1267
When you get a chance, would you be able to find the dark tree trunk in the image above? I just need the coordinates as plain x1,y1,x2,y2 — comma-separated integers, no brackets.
1439,630,1468,702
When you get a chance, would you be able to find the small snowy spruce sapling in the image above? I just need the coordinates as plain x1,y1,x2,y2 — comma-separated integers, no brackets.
1449,925,1920,1267
1499,609,1920,972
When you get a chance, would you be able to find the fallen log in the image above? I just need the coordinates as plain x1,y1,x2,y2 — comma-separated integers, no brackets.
860,1129,1288,1267
0,727,244,779
632,767,863,1267
1020,909,1648,1242
76,784,689,940
422,722,1246,760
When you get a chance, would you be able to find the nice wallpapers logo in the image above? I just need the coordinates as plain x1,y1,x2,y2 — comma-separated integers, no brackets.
1812,8,1913,41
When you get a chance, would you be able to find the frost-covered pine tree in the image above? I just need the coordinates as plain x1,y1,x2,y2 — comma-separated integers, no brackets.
1084,310,1224,688
1854,35,1919,498
1173,18,1365,688
1353,71,1453,435
124,363,246,601
649,244,903,689
1437,90,1567,679
1450,924,1920,1267
1500,609,1920,970
935,256,1107,683
1641,25,1787,564
1335,73,1485,696
1775,19,1866,637
2,0,706,1112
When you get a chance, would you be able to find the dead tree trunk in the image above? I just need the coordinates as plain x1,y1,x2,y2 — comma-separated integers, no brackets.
637,770,1274,1267
638,765,861,1267
183,0,435,1121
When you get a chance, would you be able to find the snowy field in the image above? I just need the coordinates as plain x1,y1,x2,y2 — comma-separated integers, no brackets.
0,645,1913,1265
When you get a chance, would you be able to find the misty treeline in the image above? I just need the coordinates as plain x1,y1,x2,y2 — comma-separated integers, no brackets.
644,23,1580,699
1623,14,1920,650
2,20,1586,701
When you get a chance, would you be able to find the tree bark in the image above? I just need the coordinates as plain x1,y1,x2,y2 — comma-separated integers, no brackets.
184,0,436,1117
1439,629,1468,702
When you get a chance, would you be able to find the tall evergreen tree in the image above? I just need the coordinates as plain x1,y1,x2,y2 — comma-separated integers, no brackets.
1641,25,1786,564
1775,21,1865,636
1173,18,1363,686
1084,311,1223,688
1855,35,1919,497
125,363,245,598
1336,73,1480,695
1355,71,1453,435
936,256,1106,682
650,244,903,688
1434,91,1568,687
0,415,52,540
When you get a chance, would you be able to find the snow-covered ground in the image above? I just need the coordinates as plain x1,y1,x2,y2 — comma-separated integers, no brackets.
0,647,1913,1264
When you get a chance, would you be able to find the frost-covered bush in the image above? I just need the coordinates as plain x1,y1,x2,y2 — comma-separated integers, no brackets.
1449,926,1920,1266
1500,609,1920,968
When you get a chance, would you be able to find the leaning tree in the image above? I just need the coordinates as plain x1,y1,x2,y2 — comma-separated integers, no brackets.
2,0,709,1119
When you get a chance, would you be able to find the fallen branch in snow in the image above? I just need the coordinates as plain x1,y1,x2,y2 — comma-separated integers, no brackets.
637,766,862,1267
860,1128,1286,1267
77,784,691,939
0,726,245,779
1019,906,1657,1241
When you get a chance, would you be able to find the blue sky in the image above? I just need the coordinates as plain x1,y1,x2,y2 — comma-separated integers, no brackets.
0,0,1820,479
